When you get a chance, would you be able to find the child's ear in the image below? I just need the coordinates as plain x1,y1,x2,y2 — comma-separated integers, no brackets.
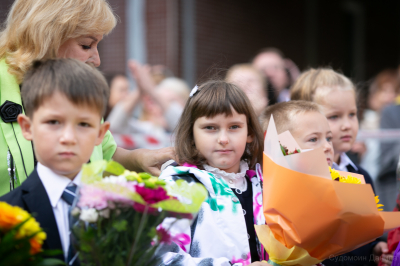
17,114,33,141
246,134,253,143
95,121,111,145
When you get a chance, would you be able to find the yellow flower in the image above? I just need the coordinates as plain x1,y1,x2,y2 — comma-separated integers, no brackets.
0,201,30,230
0,202,47,254
329,167,341,181
328,168,384,211
342,175,362,184
375,196,384,211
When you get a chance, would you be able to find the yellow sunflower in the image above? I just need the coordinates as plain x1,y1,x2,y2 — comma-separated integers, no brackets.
328,167,383,211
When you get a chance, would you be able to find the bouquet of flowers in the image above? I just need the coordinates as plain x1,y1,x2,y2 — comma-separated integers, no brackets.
0,202,63,266
256,116,400,266
72,160,207,266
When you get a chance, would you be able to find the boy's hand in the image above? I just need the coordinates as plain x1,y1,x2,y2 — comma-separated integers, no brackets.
373,241,393,265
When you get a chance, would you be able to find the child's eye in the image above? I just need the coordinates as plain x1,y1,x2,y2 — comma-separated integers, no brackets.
204,126,215,130
79,122,91,127
47,120,59,125
327,115,338,120
349,112,356,118
82,45,91,50
308,137,318,143
230,125,240,129
326,136,333,142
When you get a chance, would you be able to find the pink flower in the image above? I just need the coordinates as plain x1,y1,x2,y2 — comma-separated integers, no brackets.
78,185,108,210
156,226,191,252
135,185,169,204
105,190,135,207
156,227,172,244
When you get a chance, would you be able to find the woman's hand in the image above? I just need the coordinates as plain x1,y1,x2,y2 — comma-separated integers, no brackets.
112,147,177,176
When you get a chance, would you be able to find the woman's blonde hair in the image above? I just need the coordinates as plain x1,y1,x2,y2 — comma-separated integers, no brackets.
290,68,355,103
0,0,117,83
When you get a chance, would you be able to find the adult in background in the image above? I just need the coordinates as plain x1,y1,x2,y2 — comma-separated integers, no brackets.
377,68,400,212
107,61,190,149
252,47,300,104
0,0,174,196
104,73,130,120
358,69,399,181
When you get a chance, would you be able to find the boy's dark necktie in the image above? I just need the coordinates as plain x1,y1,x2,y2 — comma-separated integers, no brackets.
61,184,80,266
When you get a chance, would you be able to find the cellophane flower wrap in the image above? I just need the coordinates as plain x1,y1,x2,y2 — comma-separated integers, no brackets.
256,116,400,266
72,160,207,266
0,202,64,266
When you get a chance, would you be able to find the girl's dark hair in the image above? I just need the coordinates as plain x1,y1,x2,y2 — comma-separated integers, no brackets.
175,80,263,169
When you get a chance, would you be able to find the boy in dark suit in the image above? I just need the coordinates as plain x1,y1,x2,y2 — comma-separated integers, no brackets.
0,59,110,265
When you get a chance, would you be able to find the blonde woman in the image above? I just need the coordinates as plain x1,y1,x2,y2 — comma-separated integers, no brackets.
0,0,174,196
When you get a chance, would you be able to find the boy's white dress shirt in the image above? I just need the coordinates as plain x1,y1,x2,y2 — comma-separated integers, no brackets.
332,153,358,172
37,163,82,259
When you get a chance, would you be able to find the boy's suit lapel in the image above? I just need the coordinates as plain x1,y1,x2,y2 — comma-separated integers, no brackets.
21,168,63,256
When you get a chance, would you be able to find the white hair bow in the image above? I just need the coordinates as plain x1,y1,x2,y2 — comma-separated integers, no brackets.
189,85,199,98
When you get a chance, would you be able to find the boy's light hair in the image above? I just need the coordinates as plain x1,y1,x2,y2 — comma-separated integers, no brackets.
22,59,109,118
262,101,322,134
290,68,355,104
0,0,117,83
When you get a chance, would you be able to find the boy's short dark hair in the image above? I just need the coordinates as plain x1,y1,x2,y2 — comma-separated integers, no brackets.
22,59,109,117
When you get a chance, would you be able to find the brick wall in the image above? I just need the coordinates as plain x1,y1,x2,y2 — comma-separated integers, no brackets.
195,0,306,81
98,0,127,75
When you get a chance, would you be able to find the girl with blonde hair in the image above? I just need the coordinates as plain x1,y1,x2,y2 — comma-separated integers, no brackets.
0,0,174,197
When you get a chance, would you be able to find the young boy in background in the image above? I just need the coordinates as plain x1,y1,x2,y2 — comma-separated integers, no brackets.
262,100,334,167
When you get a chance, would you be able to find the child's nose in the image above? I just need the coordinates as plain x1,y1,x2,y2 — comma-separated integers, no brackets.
60,125,77,144
341,117,352,130
218,131,229,145
323,139,333,153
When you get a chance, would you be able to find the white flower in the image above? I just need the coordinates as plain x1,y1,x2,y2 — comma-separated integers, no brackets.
80,208,99,223
71,207,81,217
102,175,127,184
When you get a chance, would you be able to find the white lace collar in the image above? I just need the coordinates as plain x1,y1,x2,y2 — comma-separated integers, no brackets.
203,161,248,191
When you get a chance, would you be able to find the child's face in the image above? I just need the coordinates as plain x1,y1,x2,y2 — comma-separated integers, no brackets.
319,89,358,157
193,108,253,173
290,111,334,166
18,92,109,180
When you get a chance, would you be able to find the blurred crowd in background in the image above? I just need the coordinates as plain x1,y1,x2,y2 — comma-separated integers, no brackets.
1,0,399,211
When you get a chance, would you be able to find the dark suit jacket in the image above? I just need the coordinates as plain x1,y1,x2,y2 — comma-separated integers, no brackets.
0,168,64,261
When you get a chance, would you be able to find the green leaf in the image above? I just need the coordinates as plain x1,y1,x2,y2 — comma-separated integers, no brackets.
112,220,127,232
153,180,207,213
105,161,125,176
138,172,152,179
82,160,107,183
37,258,66,266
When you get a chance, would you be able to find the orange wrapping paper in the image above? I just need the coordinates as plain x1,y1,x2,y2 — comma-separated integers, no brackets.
257,115,400,265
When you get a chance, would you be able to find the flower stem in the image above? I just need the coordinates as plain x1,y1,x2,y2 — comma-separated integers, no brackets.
127,205,149,266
